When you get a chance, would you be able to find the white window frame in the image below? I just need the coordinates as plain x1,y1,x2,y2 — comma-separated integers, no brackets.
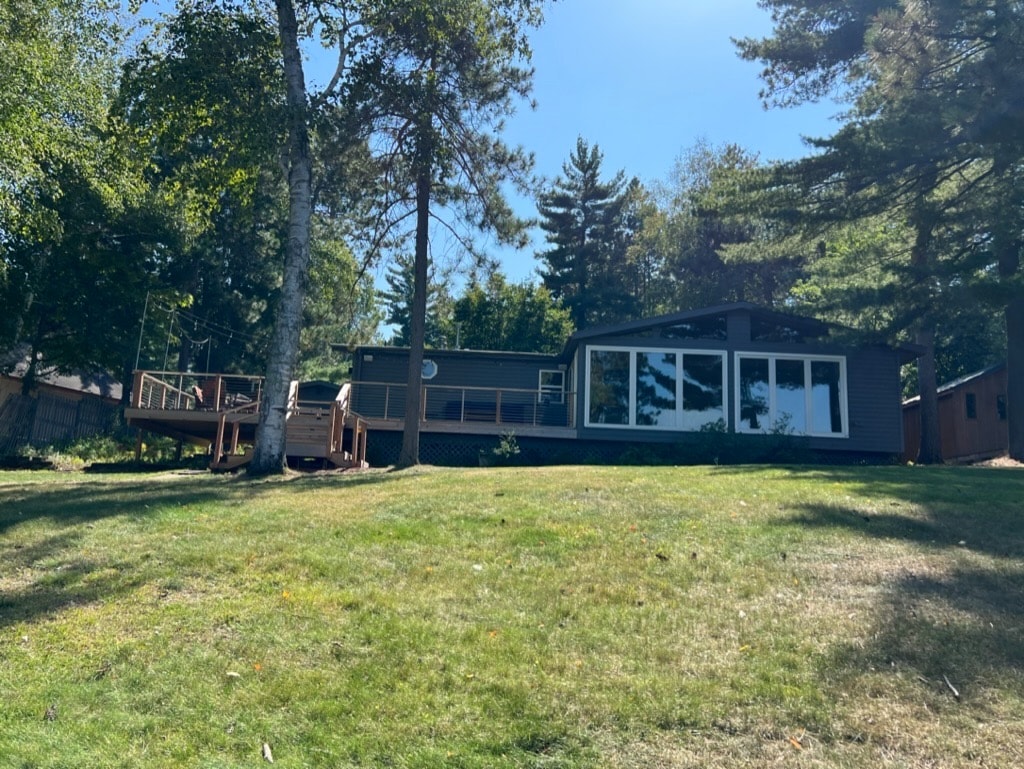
733,352,848,438
538,369,565,404
584,345,728,431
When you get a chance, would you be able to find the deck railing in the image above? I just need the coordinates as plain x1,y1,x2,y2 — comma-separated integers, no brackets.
349,381,575,429
131,371,264,412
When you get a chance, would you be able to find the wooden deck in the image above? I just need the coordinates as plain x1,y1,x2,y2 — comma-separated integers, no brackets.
347,381,577,436
125,371,367,470
127,371,578,468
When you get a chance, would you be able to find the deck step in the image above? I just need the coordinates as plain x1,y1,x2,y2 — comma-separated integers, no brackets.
330,451,367,469
211,448,253,472
285,414,333,460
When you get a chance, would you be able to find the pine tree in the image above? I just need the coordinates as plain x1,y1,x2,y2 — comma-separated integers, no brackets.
736,0,1024,462
536,138,639,329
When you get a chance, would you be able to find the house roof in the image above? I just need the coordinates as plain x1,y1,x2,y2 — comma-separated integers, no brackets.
903,361,1006,406
339,303,922,364
1,349,122,401
566,301,830,343
335,344,561,363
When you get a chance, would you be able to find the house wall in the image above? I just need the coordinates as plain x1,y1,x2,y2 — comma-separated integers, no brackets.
348,307,908,463
351,347,563,422
902,367,1007,462
571,313,905,456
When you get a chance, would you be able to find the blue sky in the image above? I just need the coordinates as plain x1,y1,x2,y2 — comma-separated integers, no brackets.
142,1,840,285
436,0,841,283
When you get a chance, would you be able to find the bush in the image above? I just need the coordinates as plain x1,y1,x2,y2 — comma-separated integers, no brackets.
480,430,522,467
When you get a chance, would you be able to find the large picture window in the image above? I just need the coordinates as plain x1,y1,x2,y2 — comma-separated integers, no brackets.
586,347,725,431
735,354,847,437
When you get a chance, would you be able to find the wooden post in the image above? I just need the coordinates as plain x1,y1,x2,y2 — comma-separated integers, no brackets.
132,371,145,408
213,414,227,467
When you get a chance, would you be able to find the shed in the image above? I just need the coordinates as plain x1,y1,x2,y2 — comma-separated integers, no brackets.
0,352,122,454
902,362,1007,463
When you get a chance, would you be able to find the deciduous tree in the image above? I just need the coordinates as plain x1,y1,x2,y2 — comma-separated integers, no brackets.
452,272,573,354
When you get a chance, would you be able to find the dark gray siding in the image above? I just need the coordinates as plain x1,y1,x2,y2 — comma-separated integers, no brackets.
816,346,902,454
571,328,905,456
351,347,563,423
351,307,908,460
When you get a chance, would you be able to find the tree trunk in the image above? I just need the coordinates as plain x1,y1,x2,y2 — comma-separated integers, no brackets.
1005,295,1024,461
908,199,942,464
991,151,1024,462
250,0,313,476
914,325,943,464
396,162,431,468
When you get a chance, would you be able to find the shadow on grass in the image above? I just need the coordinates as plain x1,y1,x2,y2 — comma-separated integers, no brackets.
0,478,229,629
713,464,1024,559
0,468,401,535
728,465,1024,699
0,469,408,629
0,478,224,535
821,562,1024,701
0,552,148,627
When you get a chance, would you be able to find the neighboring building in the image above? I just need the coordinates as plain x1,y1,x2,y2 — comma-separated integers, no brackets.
902,362,1008,463
342,303,918,466
0,353,122,454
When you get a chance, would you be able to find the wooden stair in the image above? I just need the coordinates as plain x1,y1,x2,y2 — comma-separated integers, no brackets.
211,447,254,472
285,411,333,459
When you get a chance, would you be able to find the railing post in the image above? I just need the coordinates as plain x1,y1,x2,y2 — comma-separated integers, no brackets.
132,371,144,408
496,390,502,425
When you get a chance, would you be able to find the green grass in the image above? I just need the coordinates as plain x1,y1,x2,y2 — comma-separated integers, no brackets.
1,464,1023,768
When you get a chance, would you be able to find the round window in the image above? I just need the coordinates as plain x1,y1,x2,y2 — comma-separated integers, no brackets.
421,359,438,380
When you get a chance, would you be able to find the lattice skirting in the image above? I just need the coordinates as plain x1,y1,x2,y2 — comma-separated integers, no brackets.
365,431,624,467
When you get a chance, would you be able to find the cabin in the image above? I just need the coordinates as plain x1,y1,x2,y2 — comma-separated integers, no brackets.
902,362,1008,463
342,303,917,466
124,303,915,469
0,352,122,455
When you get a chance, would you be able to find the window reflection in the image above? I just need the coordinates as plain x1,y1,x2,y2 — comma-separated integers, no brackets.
589,350,630,424
682,354,723,429
739,358,770,430
811,360,843,433
636,352,677,426
775,358,806,433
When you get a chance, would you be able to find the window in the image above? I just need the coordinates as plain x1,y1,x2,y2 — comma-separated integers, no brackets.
636,352,677,426
585,347,725,431
965,392,977,420
588,350,630,425
662,315,727,341
538,369,565,404
997,394,1007,421
735,354,847,437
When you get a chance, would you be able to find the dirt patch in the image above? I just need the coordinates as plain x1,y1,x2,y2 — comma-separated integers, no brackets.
971,455,1023,468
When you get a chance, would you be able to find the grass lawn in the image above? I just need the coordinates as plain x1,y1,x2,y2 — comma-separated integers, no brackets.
1,463,1022,768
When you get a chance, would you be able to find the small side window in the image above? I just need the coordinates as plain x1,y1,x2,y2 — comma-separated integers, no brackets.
997,394,1007,421
539,370,564,404
965,392,977,420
